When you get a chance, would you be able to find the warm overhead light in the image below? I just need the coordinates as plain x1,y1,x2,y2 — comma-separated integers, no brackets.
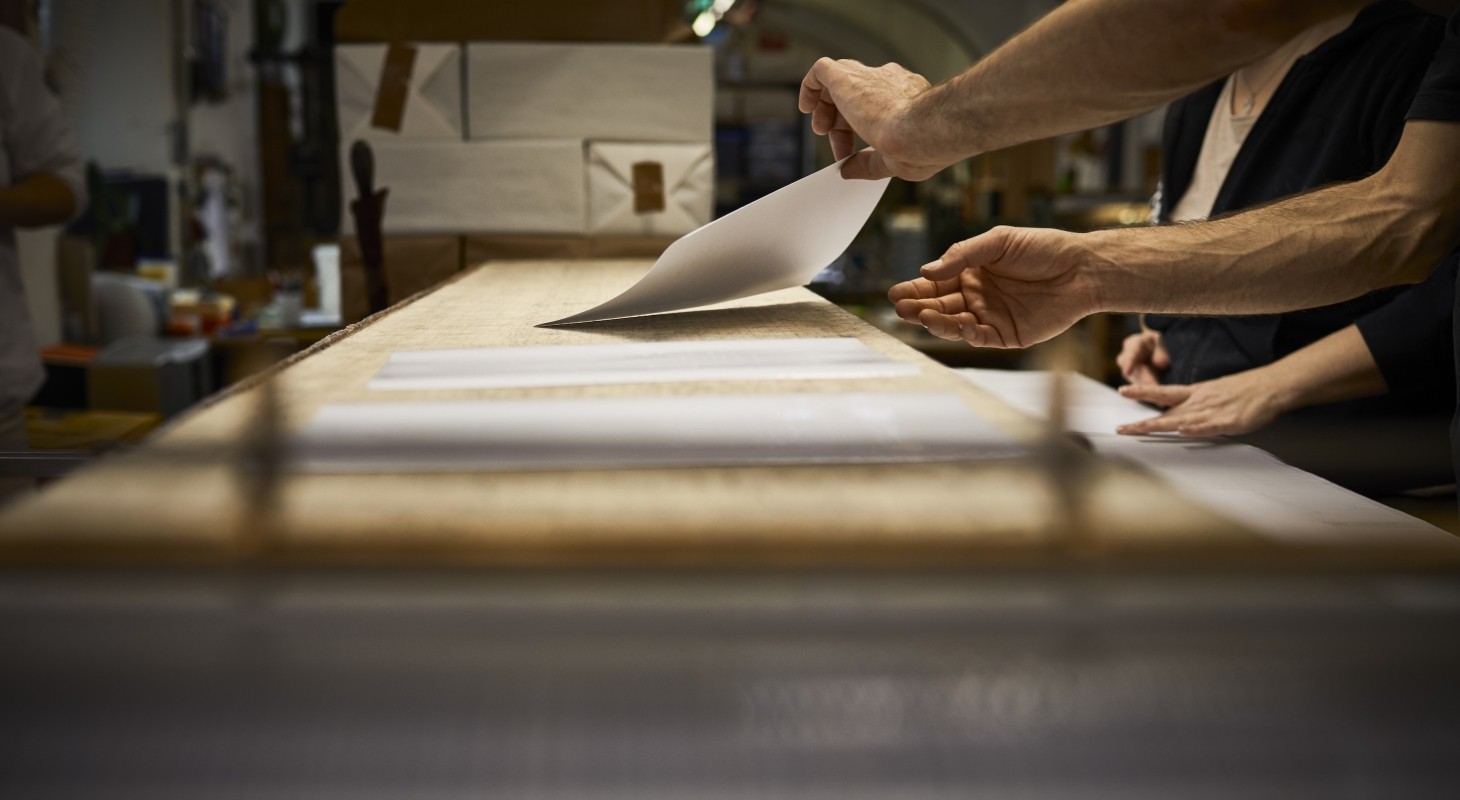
692,10,717,37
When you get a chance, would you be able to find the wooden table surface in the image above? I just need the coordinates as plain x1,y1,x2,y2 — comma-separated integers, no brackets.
2,260,1453,567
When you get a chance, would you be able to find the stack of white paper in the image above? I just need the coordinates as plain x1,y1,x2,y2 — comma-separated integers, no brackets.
291,393,1027,473
368,338,920,391
958,368,1448,543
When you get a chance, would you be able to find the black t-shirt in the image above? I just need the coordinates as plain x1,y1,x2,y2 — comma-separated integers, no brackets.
1406,11,1460,121
1404,10,1460,490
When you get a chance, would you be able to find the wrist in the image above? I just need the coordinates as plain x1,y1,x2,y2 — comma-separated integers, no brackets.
1251,362,1304,416
1072,228,1135,315
900,82,975,169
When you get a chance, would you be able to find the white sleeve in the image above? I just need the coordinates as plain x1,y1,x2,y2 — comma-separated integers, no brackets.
0,28,86,221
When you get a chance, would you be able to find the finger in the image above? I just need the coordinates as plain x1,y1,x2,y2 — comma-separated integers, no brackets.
892,288,969,323
921,228,1012,280
918,309,964,341
1116,335,1151,378
811,98,840,137
1118,383,1192,407
841,148,891,180
1130,365,1162,387
797,58,833,114
1151,338,1171,370
1116,410,1192,436
1177,419,1229,437
888,275,964,303
896,291,968,322
958,315,1009,348
829,125,856,161
892,297,927,322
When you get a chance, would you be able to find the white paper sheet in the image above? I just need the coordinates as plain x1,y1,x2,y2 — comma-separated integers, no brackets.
368,338,920,391
959,368,1449,543
958,367,1159,437
543,157,890,326
291,393,1027,473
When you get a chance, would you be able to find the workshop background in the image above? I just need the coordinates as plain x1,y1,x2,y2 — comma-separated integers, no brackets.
3,2,1460,798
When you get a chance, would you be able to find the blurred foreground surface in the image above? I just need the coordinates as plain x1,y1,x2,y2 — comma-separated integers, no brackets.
2,567,1459,799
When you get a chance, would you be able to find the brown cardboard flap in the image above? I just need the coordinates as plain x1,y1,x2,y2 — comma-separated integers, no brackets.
631,161,666,214
336,0,689,43
370,43,417,132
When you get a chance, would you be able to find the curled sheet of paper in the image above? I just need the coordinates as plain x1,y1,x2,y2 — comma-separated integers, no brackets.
543,157,890,326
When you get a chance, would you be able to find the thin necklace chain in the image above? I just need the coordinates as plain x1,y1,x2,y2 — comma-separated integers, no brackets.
1237,60,1286,115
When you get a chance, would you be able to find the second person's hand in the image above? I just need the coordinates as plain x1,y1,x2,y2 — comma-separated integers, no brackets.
1116,328,1170,386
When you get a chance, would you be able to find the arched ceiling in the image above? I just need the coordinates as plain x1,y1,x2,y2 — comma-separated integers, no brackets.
760,0,1058,81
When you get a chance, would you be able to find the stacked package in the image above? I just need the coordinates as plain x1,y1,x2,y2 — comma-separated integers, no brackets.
335,41,714,319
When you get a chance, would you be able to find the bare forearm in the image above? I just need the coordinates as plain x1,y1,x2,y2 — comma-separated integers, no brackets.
1083,121,1460,315
1260,325,1389,415
904,0,1361,160
0,172,78,228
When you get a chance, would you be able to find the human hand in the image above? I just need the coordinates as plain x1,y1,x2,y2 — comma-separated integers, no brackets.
887,226,1100,348
1116,329,1169,386
798,58,947,181
1115,369,1287,437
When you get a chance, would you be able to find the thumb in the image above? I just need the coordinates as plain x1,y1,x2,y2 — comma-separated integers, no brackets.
921,228,1012,281
840,148,891,181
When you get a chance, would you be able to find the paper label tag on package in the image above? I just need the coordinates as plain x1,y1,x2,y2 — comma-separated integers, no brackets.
542,157,890,326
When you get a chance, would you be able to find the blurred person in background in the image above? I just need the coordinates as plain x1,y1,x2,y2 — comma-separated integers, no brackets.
0,0,86,505
1112,2,1456,494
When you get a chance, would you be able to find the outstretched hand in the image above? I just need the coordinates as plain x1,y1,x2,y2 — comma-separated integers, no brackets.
887,226,1099,349
798,58,947,181
1116,370,1285,437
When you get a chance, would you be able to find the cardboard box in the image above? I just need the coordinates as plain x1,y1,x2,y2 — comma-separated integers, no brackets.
463,235,676,265
341,140,586,236
335,43,464,141
87,337,212,418
587,142,713,237
466,43,712,143
339,235,463,321
335,0,687,44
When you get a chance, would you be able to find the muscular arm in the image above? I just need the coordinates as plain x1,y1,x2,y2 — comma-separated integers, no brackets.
802,0,1369,178
1088,120,1460,315
890,121,1460,349
0,172,77,227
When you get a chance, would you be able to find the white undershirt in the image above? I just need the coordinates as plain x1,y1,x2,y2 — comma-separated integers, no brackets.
1169,13,1357,223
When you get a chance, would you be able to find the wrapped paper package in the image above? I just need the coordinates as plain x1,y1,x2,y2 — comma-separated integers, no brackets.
341,140,586,236
335,43,463,140
586,142,713,237
467,43,712,142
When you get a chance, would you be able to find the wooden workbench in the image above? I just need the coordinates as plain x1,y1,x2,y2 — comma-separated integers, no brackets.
0,260,1452,567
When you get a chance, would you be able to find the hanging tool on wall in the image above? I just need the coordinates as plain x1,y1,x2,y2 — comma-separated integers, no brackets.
349,139,390,314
